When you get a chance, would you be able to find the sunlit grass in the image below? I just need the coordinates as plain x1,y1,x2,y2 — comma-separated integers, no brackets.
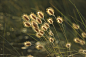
0,0,86,57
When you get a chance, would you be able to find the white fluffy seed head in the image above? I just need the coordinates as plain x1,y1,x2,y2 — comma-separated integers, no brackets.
29,13,37,20
56,16,63,24
24,41,31,47
36,45,44,50
74,37,80,43
32,28,39,32
72,23,80,29
37,11,44,19
66,43,71,48
79,49,83,54
48,30,54,36
36,32,43,38
39,30,44,35
31,21,39,29
79,40,85,45
47,18,53,24
46,7,54,15
83,50,86,54
49,37,54,43
41,25,47,31
23,21,31,27
36,17,42,24
22,14,30,21
81,32,86,38
44,23,50,28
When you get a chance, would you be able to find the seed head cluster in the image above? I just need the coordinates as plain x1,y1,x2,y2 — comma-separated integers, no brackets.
21,7,86,57
74,37,85,45
79,49,86,54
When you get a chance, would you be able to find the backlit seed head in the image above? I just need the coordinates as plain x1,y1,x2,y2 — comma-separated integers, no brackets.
37,11,44,18
49,37,54,43
44,23,50,28
22,14,30,21
41,25,47,31
49,30,54,36
33,28,39,32
31,21,39,29
74,38,80,43
27,55,34,57
81,32,86,38
79,49,83,53
56,16,63,24
47,18,53,24
36,17,42,24
23,21,31,27
66,43,71,48
36,32,43,38
39,30,44,35
36,45,44,50
46,7,54,15
79,49,86,54
29,13,37,20
72,23,80,29
24,41,31,47
83,50,86,54
79,40,85,45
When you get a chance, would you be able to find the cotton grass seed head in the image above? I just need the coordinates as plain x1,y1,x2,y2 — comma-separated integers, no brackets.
23,21,31,27
48,30,54,36
72,23,80,29
66,43,71,48
74,37,80,43
49,37,54,43
36,17,42,24
39,30,44,35
47,18,53,24
31,21,39,29
41,25,47,31
24,41,31,47
83,50,86,54
36,45,44,50
36,32,43,38
81,32,86,38
56,16,63,24
79,40,85,45
79,49,86,54
22,14,30,21
32,28,39,32
29,13,37,20
44,23,50,28
37,11,44,19
46,7,54,15
79,49,83,54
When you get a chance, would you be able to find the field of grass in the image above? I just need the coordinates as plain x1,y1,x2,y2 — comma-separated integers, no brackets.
0,0,86,57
